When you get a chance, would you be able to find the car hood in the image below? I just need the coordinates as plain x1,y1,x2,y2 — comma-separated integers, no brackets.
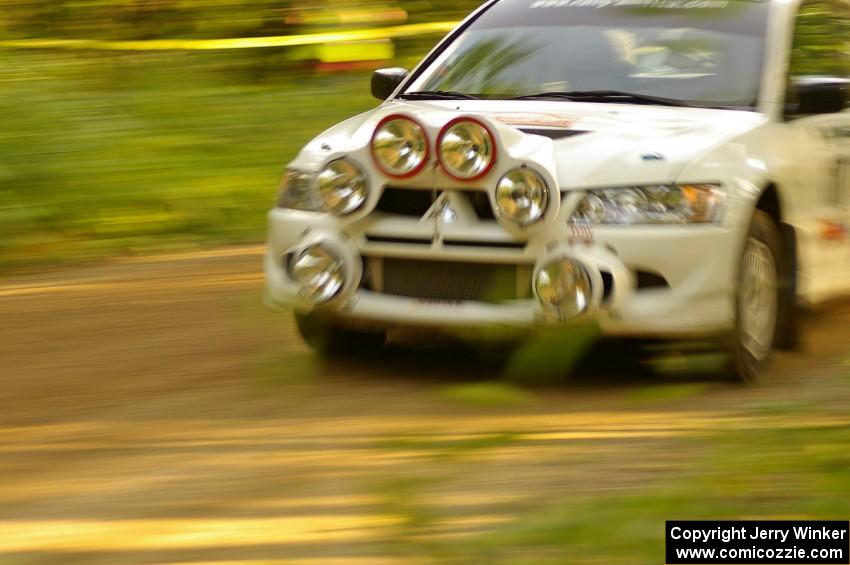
297,99,767,189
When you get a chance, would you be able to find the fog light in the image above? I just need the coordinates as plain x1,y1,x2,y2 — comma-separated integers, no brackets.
534,258,592,320
288,244,346,304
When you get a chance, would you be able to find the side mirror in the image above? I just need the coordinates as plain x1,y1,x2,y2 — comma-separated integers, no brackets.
371,68,408,101
789,77,849,117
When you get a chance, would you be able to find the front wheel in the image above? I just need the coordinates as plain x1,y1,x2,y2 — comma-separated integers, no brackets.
294,312,386,357
726,210,785,383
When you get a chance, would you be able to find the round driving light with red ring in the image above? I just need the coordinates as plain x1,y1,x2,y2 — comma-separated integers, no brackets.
370,114,429,178
437,117,496,181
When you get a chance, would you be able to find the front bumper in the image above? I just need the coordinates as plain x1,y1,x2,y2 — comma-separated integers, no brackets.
266,208,740,338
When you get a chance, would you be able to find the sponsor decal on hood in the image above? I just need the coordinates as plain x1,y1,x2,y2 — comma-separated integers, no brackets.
490,112,577,129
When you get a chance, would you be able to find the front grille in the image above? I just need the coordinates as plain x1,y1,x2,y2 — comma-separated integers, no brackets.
366,235,431,246
465,190,496,220
374,187,497,220
443,239,525,250
362,258,532,303
375,188,435,217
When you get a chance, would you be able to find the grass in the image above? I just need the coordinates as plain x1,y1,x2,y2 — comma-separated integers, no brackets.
437,382,536,408
744,399,817,416
372,423,850,564
357,365,850,564
0,49,376,271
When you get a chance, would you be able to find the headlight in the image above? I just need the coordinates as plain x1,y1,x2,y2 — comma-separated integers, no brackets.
277,169,323,211
317,159,368,215
371,115,429,177
288,244,346,304
438,118,496,180
495,168,550,227
570,184,724,225
534,258,592,320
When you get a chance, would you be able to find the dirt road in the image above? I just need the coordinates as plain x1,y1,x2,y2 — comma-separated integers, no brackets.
1,247,849,564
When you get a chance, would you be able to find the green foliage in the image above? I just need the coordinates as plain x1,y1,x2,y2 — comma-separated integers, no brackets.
0,1,487,270
0,0,483,41
0,50,376,269
789,0,850,77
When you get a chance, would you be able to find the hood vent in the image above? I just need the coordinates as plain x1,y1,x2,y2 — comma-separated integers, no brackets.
518,128,588,140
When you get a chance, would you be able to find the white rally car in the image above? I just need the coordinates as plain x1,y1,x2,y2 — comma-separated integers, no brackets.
266,0,850,381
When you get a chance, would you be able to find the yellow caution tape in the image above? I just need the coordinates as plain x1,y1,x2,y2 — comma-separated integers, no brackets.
0,21,459,51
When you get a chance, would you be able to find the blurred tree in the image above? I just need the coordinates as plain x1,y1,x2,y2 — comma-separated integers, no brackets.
112,0,196,39
2,0,73,38
0,0,485,40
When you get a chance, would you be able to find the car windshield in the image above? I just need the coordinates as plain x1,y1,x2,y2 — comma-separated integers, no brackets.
405,0,770,109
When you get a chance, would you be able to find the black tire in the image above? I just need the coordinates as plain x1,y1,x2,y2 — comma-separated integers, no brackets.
774,223,800,351
294,312,386,357
726,210,786,383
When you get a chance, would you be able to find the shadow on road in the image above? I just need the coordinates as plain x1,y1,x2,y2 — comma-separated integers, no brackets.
326,332,731,390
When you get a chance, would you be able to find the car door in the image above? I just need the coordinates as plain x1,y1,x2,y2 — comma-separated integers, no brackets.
785,0,850,304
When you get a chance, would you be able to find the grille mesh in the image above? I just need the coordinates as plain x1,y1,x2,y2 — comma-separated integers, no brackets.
374,187,496,220
366,258,530,303
375,188,435,217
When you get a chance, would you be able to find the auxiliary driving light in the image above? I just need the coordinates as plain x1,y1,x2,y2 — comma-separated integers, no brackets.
438,117,496,180
288,244,347,304
371,115,429,178
495,168,550,227
318,159,368,216
534,258,593,321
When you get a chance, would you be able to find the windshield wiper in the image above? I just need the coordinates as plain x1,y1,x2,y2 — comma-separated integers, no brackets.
511,90,695,108
397,90,480,100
